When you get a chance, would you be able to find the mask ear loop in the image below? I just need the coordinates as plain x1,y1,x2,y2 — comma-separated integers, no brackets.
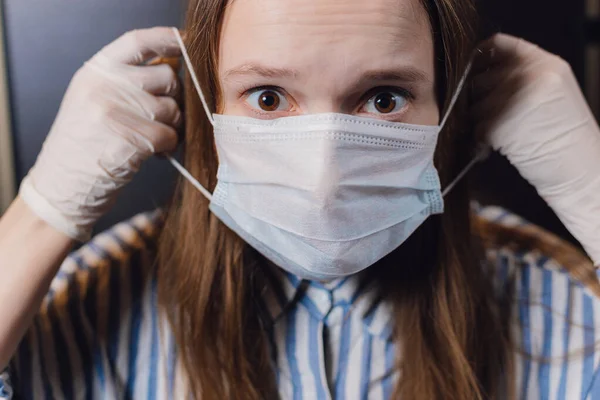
438,53,491,197
165,28,215,201
168,33,487,201
172,28,215,127
439,57,473,131
168,156,213,200
441,145,490,197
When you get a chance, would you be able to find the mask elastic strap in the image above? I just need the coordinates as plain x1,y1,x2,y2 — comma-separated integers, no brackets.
441,145,490,197
438,57,473,131
169,30,482,201
172,28,215,127
166,28,214,201
168,156,214,200
437,54,488,197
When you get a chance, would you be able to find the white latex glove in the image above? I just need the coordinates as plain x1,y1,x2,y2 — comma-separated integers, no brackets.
19,27,182,241
472,33,600,266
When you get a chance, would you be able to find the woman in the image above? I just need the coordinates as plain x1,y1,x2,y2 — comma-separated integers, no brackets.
1,0,599,399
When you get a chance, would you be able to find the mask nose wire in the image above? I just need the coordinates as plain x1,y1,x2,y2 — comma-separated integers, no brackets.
165,28,214,201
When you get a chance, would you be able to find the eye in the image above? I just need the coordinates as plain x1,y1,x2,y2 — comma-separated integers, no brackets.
245,89,291,112
362,90,409,114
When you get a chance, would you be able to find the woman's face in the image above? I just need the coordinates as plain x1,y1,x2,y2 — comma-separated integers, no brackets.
218,0,439,125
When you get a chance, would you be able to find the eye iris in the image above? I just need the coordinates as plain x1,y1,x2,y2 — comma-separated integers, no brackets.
374,93,396,113
258,91,280,111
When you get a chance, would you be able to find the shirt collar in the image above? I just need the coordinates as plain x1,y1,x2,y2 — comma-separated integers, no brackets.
259,264,394,341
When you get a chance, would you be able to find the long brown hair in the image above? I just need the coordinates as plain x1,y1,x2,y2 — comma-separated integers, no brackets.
157,0,511,398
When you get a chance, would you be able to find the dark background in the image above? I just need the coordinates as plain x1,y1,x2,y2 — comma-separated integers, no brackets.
0,0,591,242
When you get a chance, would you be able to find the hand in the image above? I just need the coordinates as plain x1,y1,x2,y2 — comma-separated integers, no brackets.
472,33,600,266
19,27,182,241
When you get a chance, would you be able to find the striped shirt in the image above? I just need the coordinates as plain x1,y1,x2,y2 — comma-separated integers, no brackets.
1,205,600,399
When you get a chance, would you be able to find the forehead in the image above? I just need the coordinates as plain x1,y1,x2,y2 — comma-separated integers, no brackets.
219,0,434,80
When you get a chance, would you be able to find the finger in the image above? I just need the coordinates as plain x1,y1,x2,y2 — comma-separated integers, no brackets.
478,33,542,64
144,120,179,154
471,47,496,75
472,36,504,74
97,27,182,65
127,88,182,128
147,56,181,71
477,33,522,58
470,50,527,102
150,96,183,128
124,64,180,96
111,109,179,154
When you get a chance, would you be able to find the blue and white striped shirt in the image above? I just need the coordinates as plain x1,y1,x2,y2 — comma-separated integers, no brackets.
1,206,600,399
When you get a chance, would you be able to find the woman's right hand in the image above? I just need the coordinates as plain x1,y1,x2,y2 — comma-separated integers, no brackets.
19,27,182,241
0,27,182,370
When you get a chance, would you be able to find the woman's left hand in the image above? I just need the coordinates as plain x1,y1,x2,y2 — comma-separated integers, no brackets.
472,33,600,266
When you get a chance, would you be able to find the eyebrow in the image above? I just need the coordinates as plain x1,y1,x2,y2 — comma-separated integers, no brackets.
360,67,431,85
223,62,430,85
224,63,299,80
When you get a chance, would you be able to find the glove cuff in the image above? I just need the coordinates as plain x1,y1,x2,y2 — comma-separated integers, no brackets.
19,176,92,242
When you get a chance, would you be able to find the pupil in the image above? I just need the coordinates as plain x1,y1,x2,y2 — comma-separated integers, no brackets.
259,91,280,111
262,95,275,107
375,94,396,113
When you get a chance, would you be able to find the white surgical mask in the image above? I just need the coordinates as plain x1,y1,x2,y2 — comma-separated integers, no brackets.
168,28,487,281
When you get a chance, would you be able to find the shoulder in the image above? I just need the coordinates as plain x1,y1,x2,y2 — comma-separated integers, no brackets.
475,204,597,299
475,204,600,398
44,209,165,319
7,210,166,399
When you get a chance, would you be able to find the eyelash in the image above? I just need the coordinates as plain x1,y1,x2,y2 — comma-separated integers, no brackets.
237,84,272,97
362,86,414,102
239,85,415,115
358,86,415,114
